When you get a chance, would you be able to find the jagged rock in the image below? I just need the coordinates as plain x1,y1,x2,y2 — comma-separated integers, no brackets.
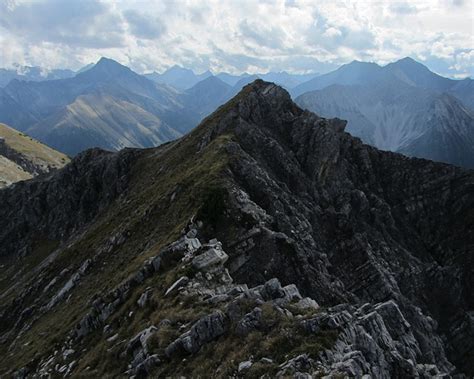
165,311,228,356
277,354,314,377
282,285,302,302
62,349,74,360
137,288,152,308
132,354,160,376
192,247,228,271
296,297,319,310
235,307,262,336
126,326,157,357
260,278,285,300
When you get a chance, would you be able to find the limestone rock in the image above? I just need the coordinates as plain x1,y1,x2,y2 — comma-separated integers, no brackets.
192,247,228,271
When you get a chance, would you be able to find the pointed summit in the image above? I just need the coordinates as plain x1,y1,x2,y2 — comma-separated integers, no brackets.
384,56,453,90
77,57,132,81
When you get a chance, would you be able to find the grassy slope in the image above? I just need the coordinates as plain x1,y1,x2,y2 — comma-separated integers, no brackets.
0,111,233,373
0,123,70,169
29,93,182,153
0,155,32,188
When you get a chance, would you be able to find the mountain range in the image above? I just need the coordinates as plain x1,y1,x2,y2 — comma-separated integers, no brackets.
0,66,76,88
0,57,472,169
1,81,473,377
145,65,319,91
0,58,200,156
294,58,474,168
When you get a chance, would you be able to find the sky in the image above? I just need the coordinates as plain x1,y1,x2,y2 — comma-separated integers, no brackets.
0,0,473,78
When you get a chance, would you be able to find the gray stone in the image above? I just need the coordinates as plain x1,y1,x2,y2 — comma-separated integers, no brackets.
236,307,262,336
107,333,119,343
238,360,253,371
137,289,152,307
296,297,319,310
133,354,160,376
165,276,189,296
192,248,228,271
282,284,302,302
165,311,227,356
260,278,284,300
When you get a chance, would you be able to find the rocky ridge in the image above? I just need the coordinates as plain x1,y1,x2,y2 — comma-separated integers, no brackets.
0,80,473,377
11,222,454,378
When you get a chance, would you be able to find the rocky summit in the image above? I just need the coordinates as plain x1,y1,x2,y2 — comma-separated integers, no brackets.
0,80,473,378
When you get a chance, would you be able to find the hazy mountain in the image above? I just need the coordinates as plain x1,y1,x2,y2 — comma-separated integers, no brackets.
294,58,474,168
145,65,212,90
383,57,455,91
1,81,473,377
76,63,95,74
291,60,384,97
145,66,319,92
258,71,318,89
0,122,69,188
450,78,474,110
215,72,249,86
292,58,473,109
179,75,232,119
297,80,474,168
0,66,75,87
0,58,198,155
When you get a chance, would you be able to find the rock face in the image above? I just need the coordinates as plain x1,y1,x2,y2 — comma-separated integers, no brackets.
0,80,473,377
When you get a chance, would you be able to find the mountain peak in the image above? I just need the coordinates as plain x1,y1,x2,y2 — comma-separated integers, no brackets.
235,79,293,107
94,57,129,70
76,57,132,81
390,56,427,70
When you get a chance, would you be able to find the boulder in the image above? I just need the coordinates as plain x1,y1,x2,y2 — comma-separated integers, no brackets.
133,354,160,376
296,297,319,310
238,360,253,371
260,278,284,300
166,311,228,356
236,307,262,336
192,248,228,271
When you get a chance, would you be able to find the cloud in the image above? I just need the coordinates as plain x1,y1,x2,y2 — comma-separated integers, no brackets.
389,3,419,15
0,0,472,78
123,9,166,40
0,0,125,48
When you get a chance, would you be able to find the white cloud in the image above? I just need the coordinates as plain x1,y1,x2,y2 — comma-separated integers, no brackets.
0,0,472,77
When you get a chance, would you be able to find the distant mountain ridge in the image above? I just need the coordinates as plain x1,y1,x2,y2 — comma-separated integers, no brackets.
0,66,76,87
295,58,474,168
292,57,473,108
146,66,319,91
0,58,198,155
0,56,472,165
